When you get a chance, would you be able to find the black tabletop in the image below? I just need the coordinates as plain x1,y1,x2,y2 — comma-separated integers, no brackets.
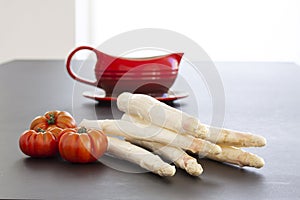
0,60,299,199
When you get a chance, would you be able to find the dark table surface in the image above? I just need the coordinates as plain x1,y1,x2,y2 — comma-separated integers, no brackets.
0,60,299,200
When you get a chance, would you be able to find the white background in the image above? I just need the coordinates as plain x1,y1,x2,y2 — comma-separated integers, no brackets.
0,0,299,64
0,0,75,64
76,0,300,64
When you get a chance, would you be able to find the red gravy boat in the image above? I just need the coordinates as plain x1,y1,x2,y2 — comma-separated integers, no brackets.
66,46,184,96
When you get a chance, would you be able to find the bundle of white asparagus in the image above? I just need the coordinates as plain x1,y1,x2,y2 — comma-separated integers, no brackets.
80,92,266,177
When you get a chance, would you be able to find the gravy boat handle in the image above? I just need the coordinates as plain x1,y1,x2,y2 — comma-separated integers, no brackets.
66,46,97,86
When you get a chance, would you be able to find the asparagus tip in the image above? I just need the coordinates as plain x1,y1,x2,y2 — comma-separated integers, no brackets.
246,134,267,147
157,165,176,176
186,159,203,176
117,92,132,112
257,135,267,147
253,156,265,168
211,144,222,155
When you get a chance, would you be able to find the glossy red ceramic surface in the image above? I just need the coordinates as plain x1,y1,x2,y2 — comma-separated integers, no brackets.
97,70,178,76
66,46,183,96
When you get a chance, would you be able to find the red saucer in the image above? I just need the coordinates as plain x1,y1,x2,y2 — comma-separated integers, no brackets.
82,90,189,102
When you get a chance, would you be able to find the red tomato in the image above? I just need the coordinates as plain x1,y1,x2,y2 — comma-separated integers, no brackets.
19,129,58,157
47,127,63,140
59,127,108,163
30,110,76,131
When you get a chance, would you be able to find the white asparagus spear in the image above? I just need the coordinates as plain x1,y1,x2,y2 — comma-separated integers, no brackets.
128,139,203,176
123,114,265,169
206,145,265,168
117,92,208,138
107,137,176,176
117,93,266,147
80,119,221,155
123,113,266,147
205,126,266,147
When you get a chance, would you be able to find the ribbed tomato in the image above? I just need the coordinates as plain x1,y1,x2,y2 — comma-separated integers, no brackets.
19,129,58,157
30,110,76,131
47,127,64,140
59,127,108,163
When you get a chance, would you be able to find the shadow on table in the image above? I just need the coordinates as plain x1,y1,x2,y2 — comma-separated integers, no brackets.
20,156,109,179
199,158,264,181
16,154,265,199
